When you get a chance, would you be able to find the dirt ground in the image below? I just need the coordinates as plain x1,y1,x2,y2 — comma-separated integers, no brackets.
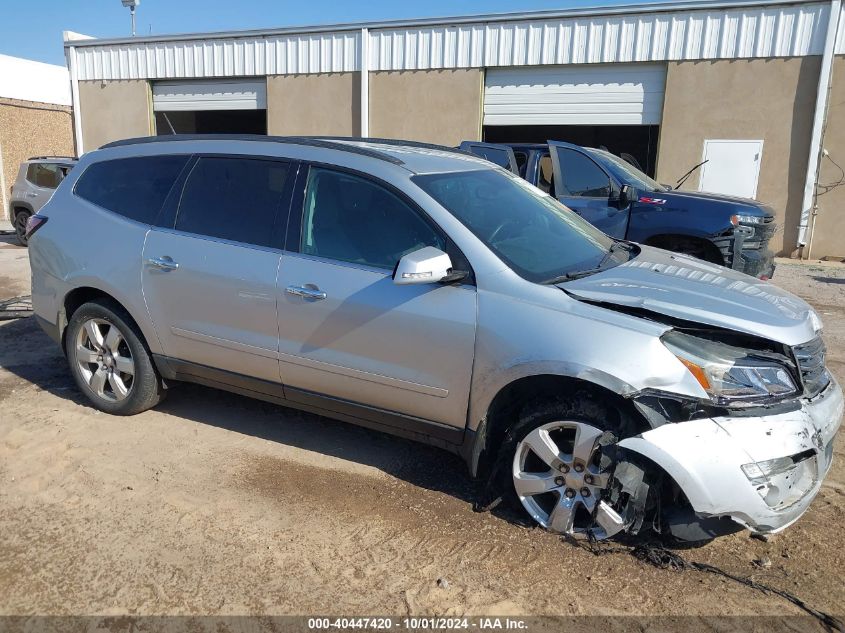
1,232,844,622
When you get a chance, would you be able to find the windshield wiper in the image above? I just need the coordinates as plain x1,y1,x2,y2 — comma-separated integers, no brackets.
543,242,629,284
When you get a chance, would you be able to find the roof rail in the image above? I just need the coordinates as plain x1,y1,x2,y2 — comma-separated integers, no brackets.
98,134,405,165
27,155,77,161
314,136,472,156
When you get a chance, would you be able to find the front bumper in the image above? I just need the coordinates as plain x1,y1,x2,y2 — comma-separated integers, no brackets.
619,378,843,534
712,222,777,279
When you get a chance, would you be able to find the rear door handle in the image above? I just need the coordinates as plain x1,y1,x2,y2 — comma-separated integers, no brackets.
25,192,38,198
146,256,179,271
285,284,327,300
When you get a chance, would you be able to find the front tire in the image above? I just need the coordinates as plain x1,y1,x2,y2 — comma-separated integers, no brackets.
13,210,31,246
505,394,636,539
65,300,165,415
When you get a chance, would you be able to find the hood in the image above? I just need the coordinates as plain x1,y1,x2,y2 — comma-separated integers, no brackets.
657,189,773,216
560,245,818,346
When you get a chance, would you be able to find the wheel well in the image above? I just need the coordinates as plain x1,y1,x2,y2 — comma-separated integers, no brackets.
12,206,31,219
478,374,650,478
60,287,139,349
645,234,724,265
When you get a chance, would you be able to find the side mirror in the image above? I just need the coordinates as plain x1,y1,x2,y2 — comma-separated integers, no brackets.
393,246,453,285
617,184,636,208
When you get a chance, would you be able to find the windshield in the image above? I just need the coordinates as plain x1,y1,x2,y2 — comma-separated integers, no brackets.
590,149,664,192
413,169,630,283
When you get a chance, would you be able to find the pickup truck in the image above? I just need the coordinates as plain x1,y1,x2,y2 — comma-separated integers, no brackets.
459,141,777,279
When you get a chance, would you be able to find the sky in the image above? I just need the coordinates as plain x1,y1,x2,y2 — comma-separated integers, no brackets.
1,0,656,67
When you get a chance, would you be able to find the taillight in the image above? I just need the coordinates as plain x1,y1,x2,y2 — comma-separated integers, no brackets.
25,214,48,239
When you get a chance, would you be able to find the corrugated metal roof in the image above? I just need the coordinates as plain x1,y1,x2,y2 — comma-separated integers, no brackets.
67,0,842,81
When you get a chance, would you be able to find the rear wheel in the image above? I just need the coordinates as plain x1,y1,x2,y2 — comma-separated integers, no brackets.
13,209,31,246
65,300,165,415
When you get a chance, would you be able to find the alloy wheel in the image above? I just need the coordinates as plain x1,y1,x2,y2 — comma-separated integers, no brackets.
512,420,626,539
75,318,135,402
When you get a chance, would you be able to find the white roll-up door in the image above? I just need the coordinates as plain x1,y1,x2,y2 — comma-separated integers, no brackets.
484,64,666,126
152,80,267,111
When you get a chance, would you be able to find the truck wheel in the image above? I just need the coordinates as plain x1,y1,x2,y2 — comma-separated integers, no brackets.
13,209,31,246
503,394,636,539
65,299,166,415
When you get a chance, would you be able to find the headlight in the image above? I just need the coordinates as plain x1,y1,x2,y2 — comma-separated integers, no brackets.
731,214,767,225
662,331,798,404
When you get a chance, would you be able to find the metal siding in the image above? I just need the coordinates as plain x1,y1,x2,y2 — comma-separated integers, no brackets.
72,3,835,81
484,64,666,126
369,3,829,71
75,31,359,80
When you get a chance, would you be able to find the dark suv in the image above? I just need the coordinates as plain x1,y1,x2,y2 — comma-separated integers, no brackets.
460,141,777,279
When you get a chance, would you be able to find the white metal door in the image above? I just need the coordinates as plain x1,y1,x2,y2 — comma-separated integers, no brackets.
152,80,266,111
483,64,666,126
699,140,763,199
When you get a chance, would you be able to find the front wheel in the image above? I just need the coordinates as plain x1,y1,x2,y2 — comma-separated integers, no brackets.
65,300,165,415
13,210,31,246
505,395,644,540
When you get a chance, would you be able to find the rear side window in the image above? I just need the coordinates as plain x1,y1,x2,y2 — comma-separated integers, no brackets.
26,163,64,189
175,157,289,247
75,156,189,224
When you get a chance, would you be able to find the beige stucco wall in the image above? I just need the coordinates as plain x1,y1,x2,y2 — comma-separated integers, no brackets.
267,73,359,136
808,55,845,259
655,57,821,256
78,80,152,151
0,98,74,226
368,70,482,145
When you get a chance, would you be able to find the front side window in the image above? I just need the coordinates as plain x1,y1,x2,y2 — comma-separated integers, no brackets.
75,155,189,224
414,168,627,283
301,168,445,270
556,149,612,198
175,157,289,247
26,163,63,189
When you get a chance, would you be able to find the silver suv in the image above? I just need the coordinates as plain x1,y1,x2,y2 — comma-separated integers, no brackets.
8,156,76,245
27,136,842,543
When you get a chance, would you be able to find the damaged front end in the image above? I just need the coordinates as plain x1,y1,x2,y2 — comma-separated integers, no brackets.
602,325,843,543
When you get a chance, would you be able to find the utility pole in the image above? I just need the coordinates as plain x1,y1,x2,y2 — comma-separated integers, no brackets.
120,0,140,37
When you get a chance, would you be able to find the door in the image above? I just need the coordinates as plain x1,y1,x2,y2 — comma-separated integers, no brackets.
458,142,519,174
699,140,763,199
547,142,629,239
276,166,477,429
142,155,292,383
483,64,667,127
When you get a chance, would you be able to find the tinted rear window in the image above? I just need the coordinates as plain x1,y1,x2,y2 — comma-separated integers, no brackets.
26,163,67,189
74,156,189,224
175,157,289,247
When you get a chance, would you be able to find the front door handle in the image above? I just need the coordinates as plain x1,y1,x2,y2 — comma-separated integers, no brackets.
286,284,327,300
146,256,179,271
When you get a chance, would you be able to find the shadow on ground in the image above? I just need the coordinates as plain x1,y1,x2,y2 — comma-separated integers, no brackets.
0,315,527,525
811,276,845,285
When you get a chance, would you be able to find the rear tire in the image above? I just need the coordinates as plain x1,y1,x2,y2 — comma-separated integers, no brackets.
65,299,165,415
13,210,31,246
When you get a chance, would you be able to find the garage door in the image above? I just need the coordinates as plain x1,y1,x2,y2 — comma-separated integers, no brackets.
484,64,666,126
152,80,267,111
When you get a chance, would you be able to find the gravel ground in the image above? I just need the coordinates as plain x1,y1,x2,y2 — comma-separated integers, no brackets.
0,235,843,622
